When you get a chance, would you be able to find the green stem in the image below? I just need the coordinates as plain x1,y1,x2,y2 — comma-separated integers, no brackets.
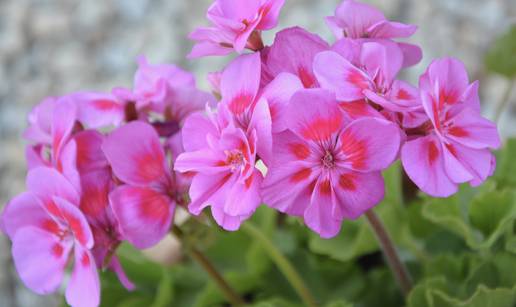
172,227,246,306
494,77,515,123
365,210,413,297
241,222,318,307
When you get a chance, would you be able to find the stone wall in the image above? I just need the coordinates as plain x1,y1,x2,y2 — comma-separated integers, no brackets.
0,0,514,306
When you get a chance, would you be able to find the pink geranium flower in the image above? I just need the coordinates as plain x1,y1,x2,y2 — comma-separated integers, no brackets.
24,96,81,190
313,41,424,128
326,0,422,67
1,167,100,307
401,58,500,197
188,0,285,58
175,103,263,231
77,56,212,129
102,121,176,249
219,52,273,164
262,89,400,238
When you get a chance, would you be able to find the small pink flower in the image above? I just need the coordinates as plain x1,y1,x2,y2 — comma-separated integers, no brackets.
188,0,285,58
326,0,421,67
263,27,329,88
219,52,273,164
175,103,263,231
102,121,176,249
262,89,400,238
314,41,424,127
24,96,81,190
1,167,99,307
401,58,500,197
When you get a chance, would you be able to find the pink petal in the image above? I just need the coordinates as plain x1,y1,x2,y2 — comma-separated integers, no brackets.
74,130,109,174
460,80,481,112
248,98,273,165
303,178,342,238
224,169,263,217
360,41,402,85
334,0,385,38
216,0,261,21
287,89,344,142
182,112,219,152
23,97,57,144
398,42,422,67
108,256,135,291
262,131,319,215
256,0,285,30
266,27,329,88
259,72,303,133
102,121,168,186
75,92,125,128
338,99,384,121
51,196,94,248
174,149,228,174
187,173,234,215
211,206,251,231
51,97,77,162
367,20,417,38
26,167,80,208
1,192,48,239
65,245,100,307
109,186,174,249
419,58,470,105
79,169,111,224
220,53,261,115
339,118,400,172
447,107,501,149
401,135,457,197
12,226,72,295
444,141,493,186
441,143,475,184
332,170,385,219
314,51,371,101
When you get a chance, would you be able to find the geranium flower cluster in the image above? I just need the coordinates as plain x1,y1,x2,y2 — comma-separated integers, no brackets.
1,0,500,306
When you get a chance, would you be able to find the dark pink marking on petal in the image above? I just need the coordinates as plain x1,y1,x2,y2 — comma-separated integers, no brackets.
229,93,254,115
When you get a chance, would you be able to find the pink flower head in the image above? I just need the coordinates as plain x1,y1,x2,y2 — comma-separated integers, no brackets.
102,121,176,249
262,89,400,238
188,0,285,58
1,167,99,307
401,58,500,197
24,95,81,190
326,0,422,67
175,103,263,231
314,41,424,127
263,27,329,88
219,52,273,164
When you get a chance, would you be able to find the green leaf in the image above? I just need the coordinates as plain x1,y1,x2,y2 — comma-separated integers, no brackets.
468,188,516,246
324,300,353,307
494,139,516,187
151,270,174,307
431,285,516,307
485,25,516,78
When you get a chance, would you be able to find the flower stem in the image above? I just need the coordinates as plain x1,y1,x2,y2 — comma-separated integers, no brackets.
365,210,413,297
241,222,318,307
172,227,246,306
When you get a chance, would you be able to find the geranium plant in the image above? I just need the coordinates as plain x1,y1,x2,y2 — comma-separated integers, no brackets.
2,1,514,306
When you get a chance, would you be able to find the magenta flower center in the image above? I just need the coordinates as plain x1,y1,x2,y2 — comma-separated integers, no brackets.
321,150,336,169
225,150,246,171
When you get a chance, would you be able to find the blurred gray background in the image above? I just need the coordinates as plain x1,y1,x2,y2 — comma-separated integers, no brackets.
0,0,515,306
